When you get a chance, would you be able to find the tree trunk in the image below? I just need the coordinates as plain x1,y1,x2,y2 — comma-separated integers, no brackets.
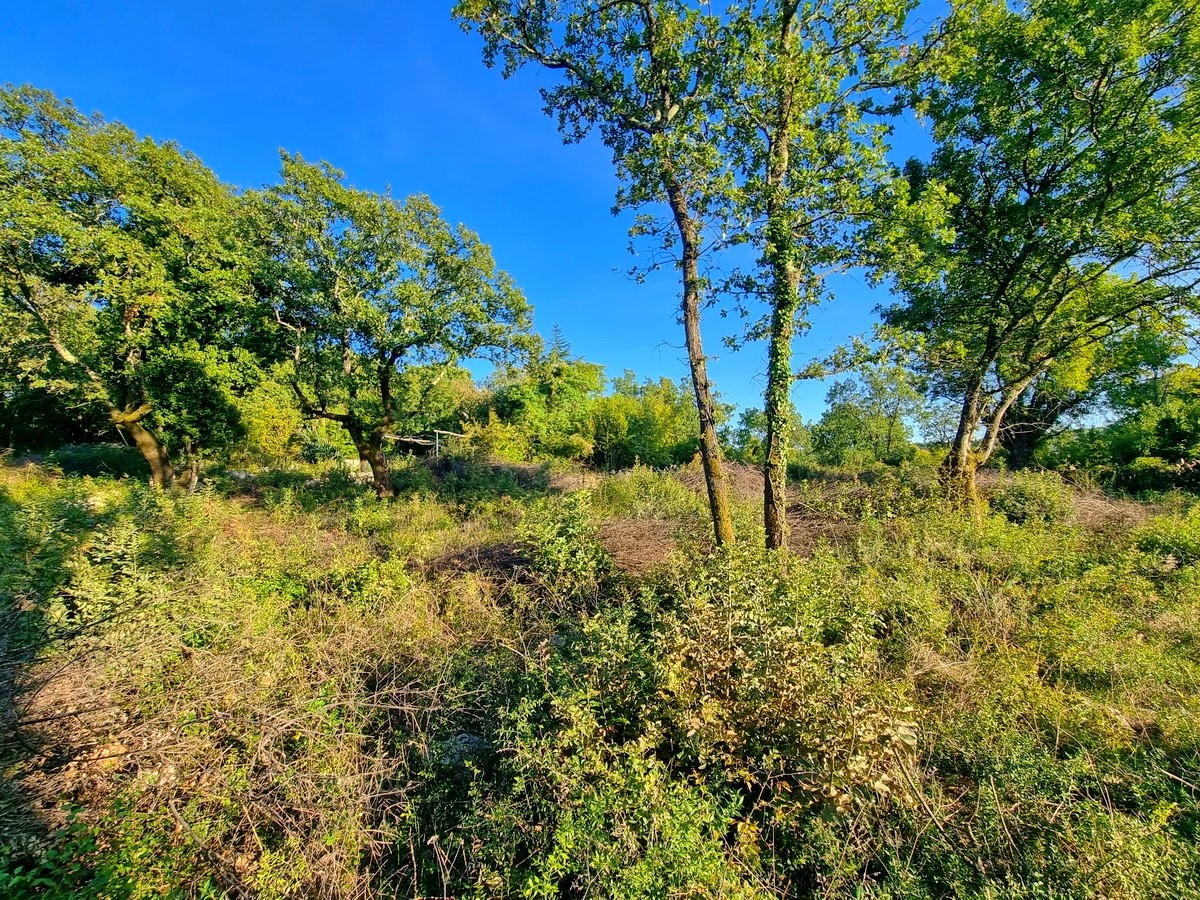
763,219,802,550
940,380,983,511
346,422,394,499
663,173,735,547
118,416,175,490
366,443,393,499
761,19,802,551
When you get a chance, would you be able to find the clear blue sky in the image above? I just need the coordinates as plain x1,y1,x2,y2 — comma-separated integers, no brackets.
0,1,937,421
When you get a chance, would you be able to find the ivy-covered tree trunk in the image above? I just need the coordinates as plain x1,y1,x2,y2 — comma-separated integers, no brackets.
763,218,802,550
761,61,801,551
664,173,735,547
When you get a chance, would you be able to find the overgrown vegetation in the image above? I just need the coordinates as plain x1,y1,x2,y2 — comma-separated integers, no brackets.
1,451,1197,897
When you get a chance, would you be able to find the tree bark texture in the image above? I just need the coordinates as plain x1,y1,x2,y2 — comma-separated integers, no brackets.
663,173,735,547
118,415,175,490
346,422,395,499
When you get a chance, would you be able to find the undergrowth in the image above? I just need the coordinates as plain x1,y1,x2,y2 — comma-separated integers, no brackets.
1,459,1197,898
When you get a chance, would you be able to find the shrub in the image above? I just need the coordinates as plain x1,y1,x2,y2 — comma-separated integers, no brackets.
592,465,703,521
1120,455,1183,493
989,470,1072,524
519,493,613,606
658,546,917,818
1135,505,1200,566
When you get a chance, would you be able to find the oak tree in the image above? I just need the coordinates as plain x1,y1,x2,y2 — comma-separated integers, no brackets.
255,153,531,498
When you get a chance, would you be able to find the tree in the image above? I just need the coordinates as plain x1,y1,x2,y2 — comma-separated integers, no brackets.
489,329,606,459
718,0,911,547
454,0,737,545
724,404,810,466
811,380,913,467
997,315,1183,468
883,0,1200,505
255,153,531,498
0,85,257,487
810,360,926,466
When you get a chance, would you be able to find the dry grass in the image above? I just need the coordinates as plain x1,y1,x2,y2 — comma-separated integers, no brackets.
674,460,765,501
1070,490,1161,532
598,518,679,575
0,466,519,898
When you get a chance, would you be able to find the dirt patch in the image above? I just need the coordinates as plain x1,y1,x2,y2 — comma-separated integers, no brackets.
599,518,679,575
785,514,862,556
548,469,601,493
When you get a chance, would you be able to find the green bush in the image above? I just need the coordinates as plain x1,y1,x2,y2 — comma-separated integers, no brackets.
1120,455,1182,492
519,493,613,606
1135,505,1200,566
592,464,703,521
989,470,1073,524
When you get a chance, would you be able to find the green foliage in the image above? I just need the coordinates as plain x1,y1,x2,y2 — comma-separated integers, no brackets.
879,0,1200,494
231,371,306,468
593,464,705,521
989,471,1073,525
725,404,812,466
5,457,1200,897
660,546,918,816
1135,506,1200,567
1044,364,1200,490
592,373,706,470
487,332,605,461
0,85,262,480
463,408,531,462
250,152,532,495
519,492,612,606
455,602,763,899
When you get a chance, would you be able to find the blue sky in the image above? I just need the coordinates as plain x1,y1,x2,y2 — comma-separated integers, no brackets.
1,1,938,420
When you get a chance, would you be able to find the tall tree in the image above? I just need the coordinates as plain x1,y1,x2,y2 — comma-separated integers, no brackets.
454,0,737,545
255,153,531,498
883,0,1200,505
719,0,911,547
0,85,256,487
